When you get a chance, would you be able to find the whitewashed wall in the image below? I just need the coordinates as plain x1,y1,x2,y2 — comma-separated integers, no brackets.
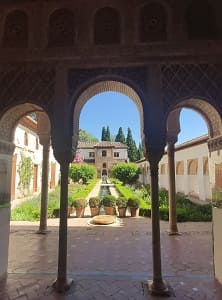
12,124,60,200
137,139,213,202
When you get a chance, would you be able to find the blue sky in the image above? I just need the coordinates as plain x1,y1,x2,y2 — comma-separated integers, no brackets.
79,92,208,146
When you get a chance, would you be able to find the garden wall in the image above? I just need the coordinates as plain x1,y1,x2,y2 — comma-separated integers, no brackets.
0,207,10,280
213,207,222,284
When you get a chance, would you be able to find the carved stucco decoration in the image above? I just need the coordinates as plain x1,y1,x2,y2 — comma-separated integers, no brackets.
208,136,222,152
0,65,55,113
68,67,148,97
162,64,222,112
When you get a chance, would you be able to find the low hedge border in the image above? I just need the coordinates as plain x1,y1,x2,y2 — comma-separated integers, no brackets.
139,204,212,222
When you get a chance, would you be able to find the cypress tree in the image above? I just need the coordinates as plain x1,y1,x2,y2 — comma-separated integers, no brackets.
115,127,126,143
106,126,111,141
101,126,106,141
137,143,144,160
126,128,138,162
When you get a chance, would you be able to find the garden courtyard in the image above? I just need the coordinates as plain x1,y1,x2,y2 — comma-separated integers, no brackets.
1,217,222,299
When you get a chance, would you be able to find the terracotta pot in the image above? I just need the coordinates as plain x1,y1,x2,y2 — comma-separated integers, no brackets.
67,206,72,218
118,207,127,218
104,206,115,215
90,207,100,217
129,207,139,217
75,207,85,218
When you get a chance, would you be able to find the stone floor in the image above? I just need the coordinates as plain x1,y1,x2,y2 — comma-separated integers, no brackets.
0,217,222,299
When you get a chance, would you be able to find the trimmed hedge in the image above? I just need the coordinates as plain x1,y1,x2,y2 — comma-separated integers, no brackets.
139,199,212,222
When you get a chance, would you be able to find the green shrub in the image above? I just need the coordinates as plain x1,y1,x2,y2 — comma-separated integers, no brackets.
72,198,88,208
159,188,169,207
69,163,96,183
111,163,140,184
103,195,116,207
116,197,128,208
128,197,140,208
89,197,101,208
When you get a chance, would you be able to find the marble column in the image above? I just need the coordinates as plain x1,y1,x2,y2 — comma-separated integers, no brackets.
53,159,73,292
167,139,179,235
147,147,170,296
37,135,50,234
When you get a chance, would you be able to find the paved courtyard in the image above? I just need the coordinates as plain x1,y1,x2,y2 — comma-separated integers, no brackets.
0,216,222,299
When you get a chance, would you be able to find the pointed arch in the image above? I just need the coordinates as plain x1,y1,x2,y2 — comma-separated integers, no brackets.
72,80,144,148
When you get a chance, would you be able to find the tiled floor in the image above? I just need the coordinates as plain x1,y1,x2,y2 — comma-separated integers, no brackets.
0,217,222,299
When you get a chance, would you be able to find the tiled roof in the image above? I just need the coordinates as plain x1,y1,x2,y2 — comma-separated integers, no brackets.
78,141,127,149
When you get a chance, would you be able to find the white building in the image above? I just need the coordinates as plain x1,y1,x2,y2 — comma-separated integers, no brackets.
138,135,216,203
11,116,60,202
76,141,128,177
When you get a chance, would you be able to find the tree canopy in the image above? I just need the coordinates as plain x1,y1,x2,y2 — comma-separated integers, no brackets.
79,129,98,142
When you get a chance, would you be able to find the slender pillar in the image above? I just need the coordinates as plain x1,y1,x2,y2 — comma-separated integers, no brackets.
53,160,73,292
167,140,179,235
148,159,169,295
37,136,50,234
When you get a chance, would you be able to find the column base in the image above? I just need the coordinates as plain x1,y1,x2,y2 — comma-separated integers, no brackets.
144,279,172,297
52,277,74,293
36,229,51,235
167,230,181,236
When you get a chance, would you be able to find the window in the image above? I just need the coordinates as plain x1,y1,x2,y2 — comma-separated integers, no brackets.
48,9,75,47
203,157,209,175
89,152,95,158
3,10,28,48
140,3,167,42
186,0,214,40
102,150,107,157
103,163,106,168
114,152,119,157
160,164,165,175
24,132,28,146
35,137,39,150
94,7,121,44
187,159,198,175
176,161,184,175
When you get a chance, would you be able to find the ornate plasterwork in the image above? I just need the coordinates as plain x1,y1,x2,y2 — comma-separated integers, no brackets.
162,64,222,110
208,136,222,152
68,67,147,97
0,65,55,112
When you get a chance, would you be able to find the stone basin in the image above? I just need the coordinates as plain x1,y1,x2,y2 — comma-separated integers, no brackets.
92,215,116,225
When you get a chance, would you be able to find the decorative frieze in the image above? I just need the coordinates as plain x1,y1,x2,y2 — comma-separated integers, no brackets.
208,136,222,152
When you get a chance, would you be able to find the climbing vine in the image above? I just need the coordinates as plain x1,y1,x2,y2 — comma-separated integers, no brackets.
18,151,33,195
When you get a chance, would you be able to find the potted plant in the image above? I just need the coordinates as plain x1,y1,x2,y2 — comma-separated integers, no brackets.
89,196,101,217
127,197,140,217
67,195,75,217
102,194,116,215
73,198,88,218
116,197,128,217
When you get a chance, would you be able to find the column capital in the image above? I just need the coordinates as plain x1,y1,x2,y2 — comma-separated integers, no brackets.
38,134,50,148
208,136,222,152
